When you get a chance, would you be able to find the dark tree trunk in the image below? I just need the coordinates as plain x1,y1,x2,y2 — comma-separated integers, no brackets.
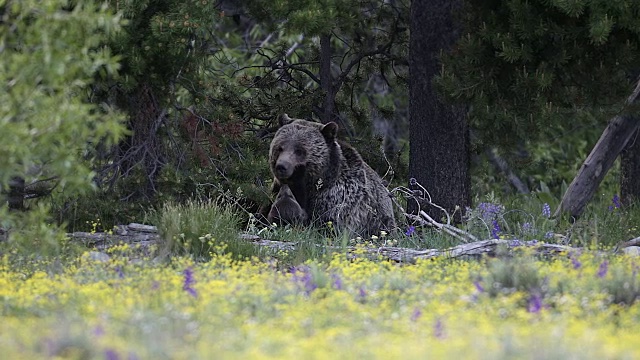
621,127,640,206
107,82,166,199
7,177,25,211
408,0,470,223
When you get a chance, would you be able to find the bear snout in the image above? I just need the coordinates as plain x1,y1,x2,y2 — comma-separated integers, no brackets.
274,161,294,179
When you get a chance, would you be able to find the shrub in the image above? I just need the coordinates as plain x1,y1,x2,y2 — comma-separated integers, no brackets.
482,253,546,298
0,0,125,254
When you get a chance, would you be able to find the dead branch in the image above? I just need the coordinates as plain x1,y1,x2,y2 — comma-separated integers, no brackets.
390,182,478,243
64,223,622,263
238,234,577,262
486,147,530,194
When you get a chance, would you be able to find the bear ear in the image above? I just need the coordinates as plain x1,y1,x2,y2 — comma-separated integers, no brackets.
321,122,339,140
279,113,294,126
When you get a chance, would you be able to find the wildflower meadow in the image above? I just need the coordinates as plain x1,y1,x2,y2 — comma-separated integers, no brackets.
2,240,640,359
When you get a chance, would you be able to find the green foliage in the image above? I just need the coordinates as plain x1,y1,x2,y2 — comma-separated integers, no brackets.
438,0,640,195
87,0,409,224
0,0,126,252
561,196,640,248
152,199,250,260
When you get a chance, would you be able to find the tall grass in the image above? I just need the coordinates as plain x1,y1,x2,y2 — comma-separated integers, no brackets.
152,198,254,260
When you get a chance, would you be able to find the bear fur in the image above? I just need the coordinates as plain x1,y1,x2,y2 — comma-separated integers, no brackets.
268,114,395,235
267,184,308,225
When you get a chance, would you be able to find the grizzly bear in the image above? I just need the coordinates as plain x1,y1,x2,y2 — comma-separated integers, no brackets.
267,184,308,225
268,114,395,235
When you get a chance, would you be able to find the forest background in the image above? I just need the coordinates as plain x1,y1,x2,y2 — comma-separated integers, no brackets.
2,0,640,250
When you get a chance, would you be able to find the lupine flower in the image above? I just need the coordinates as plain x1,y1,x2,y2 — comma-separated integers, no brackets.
411,308,422,322
522,222,533,234
292,266,317,294
332,274,343,290
104,349,119,360
474,280,484,293
571,256,582,270
183,267,197,297
405,225,416,236
528,294,543,313
542,203,551,218
491,220,501,239
115,266,124,279
358,287,367,300
609,194,622,211
93,325,105,337
478,202,503,222
597,260,609,278
544,231,553,239
433,318,445,339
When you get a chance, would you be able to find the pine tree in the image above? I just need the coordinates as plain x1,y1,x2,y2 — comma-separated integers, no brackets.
438,0,640,207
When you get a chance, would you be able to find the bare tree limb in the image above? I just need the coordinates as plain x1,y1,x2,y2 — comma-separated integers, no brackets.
486,148,529,194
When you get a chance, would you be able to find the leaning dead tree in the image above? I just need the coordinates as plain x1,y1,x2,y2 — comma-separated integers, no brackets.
556,78,640,218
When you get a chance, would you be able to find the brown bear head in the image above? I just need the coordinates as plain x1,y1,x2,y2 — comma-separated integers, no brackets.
269,114,339,183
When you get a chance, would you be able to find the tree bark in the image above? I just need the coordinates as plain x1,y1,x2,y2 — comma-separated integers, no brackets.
408,0,470,222
7,177,25,211
556,79,640,218
621,127,640,206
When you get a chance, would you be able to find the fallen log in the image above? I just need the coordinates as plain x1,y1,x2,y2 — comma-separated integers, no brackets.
66,223,640,263
240,234,576,262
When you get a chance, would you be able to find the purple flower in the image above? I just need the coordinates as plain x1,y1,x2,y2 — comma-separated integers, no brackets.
115,266,124,279
292,266,317,294
522,222,533,234
478,202,503,222
474,280,484,293
609,194,622,211
612,194,621,208
571,256,582,270
542,203,551,218
597,260,609,278
332,274,343,290
93,325,105,337
491,220,501,239
544,231,553,239
528,294,543,313
433,318,445,339
358,286,367,301
410,308,422,322
405,226,416,236
183,267,197,297
104,349,119,360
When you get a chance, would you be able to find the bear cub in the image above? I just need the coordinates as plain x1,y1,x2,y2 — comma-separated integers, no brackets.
267,184,308,225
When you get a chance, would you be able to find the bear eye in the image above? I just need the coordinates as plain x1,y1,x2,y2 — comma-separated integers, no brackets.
276,146,283,153
294,148,306,157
